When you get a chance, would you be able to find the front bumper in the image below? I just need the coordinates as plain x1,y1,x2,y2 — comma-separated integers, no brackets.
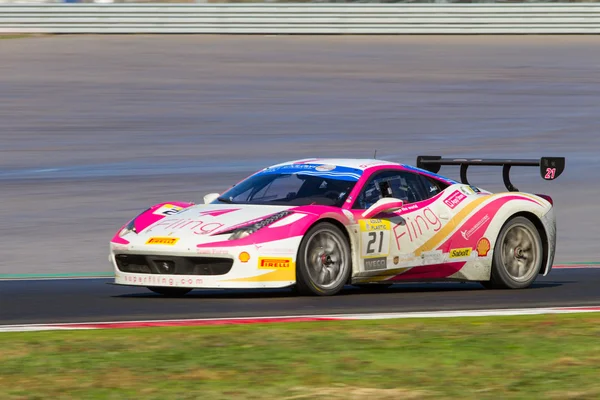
109,238,301,289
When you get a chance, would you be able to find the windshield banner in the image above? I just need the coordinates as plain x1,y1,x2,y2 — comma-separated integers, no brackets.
258,163,363,182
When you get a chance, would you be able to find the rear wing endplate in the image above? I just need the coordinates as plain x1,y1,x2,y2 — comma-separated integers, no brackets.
416,156,565,192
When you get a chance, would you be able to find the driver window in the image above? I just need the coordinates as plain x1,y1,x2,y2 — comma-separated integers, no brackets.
353,170,431,210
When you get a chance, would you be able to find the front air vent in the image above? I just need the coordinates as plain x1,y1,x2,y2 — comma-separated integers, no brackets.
115,254,233,276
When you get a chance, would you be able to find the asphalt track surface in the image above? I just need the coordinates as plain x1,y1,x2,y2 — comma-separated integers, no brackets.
2,35,600,323
0,268,598,325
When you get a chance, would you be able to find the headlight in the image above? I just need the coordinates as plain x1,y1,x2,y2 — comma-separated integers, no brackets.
229,229,253,241
118,218,137,237
227,211,293,240
118,207,153,237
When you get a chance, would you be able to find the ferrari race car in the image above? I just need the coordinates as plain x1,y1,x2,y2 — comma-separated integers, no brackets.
109,155,565,297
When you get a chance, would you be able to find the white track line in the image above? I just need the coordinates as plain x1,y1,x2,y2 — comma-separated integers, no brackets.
1,306,600,333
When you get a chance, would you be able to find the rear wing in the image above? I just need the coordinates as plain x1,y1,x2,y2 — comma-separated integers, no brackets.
416,156,565,192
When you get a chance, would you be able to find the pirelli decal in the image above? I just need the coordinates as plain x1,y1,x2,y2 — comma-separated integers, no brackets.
145,237,179,246
258,257,293,269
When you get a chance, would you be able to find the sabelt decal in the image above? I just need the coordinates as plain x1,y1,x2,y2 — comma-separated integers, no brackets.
449,248,472,258
443,191,467,210
258,257,293,269
364,257,387,271
146,237,179,246
476,238,491,257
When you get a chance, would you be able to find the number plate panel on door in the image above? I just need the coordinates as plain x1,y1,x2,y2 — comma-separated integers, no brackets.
359,219,391,259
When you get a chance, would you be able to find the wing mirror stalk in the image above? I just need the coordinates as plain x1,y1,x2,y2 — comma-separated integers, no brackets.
361,198,404,219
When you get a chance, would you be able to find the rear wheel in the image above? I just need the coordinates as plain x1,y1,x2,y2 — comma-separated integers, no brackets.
296,222,352,296
482,216,543,289
147,287,192,297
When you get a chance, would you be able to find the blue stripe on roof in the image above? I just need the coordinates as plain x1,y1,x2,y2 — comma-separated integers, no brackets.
258,163,363,182
401,164,459,184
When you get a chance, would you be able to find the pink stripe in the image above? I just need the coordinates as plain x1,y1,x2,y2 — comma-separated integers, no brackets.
110,201,194,244
388,262,467,281
553,265,600,269
437,195,541,253
54,316,340,329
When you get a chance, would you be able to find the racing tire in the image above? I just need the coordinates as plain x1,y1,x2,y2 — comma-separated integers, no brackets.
296,222,352,296
147,287,192,297
482,216,543,289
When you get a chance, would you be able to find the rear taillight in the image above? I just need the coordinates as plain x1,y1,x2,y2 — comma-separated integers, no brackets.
535,194,553,205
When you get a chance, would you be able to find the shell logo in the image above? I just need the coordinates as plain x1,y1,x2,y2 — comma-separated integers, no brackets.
476,237,491,257
239,252,251,263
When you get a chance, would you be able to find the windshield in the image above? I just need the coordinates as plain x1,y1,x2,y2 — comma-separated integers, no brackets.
213,164,362,207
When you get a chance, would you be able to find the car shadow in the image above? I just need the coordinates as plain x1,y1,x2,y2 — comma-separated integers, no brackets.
112,280,564,300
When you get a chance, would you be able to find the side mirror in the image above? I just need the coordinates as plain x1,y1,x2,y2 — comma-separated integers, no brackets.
203,193,220,204
361,198,404,219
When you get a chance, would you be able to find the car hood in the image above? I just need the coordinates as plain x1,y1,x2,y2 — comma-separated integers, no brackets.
136,203,294,242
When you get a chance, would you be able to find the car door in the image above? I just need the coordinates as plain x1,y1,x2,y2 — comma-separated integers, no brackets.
351,169,451,273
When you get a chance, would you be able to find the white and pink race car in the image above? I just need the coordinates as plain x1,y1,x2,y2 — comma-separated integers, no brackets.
109,156,565,297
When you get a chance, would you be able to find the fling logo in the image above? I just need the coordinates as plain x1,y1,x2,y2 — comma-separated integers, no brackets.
393,207,441,251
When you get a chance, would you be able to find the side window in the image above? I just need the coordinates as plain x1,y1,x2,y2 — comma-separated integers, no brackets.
353,170,436,209
418,175,449,199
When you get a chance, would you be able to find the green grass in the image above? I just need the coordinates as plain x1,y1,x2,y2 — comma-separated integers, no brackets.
2,314,600,399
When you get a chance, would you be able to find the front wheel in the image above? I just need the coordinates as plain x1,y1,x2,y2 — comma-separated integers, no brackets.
147,287,192,297
483,216,543,289
296,222,352,296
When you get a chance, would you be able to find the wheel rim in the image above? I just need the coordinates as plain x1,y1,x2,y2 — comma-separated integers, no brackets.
500,223,540,282
304,229,348,290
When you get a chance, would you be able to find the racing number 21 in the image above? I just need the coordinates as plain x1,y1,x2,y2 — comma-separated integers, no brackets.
361,229,390,258
366,231,384,254
545,168,556,180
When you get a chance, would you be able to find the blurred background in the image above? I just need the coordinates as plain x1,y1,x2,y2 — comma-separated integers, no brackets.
2,34,599,276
